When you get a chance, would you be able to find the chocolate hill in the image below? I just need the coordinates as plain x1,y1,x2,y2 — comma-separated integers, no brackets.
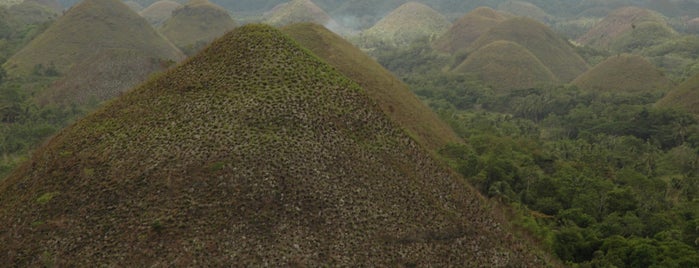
0,24,548,266
454,40,559,93
139,0,182,26
159,0,237,55
3,0,184,76
263,0,338,28
281,22,460,150
433,6,508,54
469,17,589,82
657,71,699,115
363,1,450,47
577,6,674,50
497,0,550,22
572,54,674,93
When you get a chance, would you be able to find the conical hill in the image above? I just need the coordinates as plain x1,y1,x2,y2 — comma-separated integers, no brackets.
572,54,674,93
363,1,450,47
0,24,547,266
469,17,589,82
264,0,338,28
577,6,674,50
281,22,460,151
4,0,184,76
139,0,182,26
433,6,508,54
159,0,237,55
657,72,699,115
22,0,62,13
497,0,550,22
454,40,559,93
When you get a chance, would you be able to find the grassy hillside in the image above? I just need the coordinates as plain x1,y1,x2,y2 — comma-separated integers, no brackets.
657,71,699,115
139,0,182,26
263,0,336,27
3,0,184,76
454,40,559,93
577,6,673,50
432,6,508,54
608,20,677,53
24,0,62,13
159,0,237,55
469,17,589,82
36,49,172,107
362,1,450,47
0,24,549,266
572,54,674,93
282,22,460,151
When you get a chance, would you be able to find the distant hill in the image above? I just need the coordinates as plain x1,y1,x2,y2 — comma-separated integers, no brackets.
0,24,548,266
657,71,699,115
497,0,550,22
23,0,62,12
281,22,461,151
362,1,450,47
3,0,184,76
572,54,674,93
139,0,182,26
577,6,674,50
7,0,59,26
454,40,558,93
159,0,237,55
263,0,339,29
36,49,172,107
469,17,589,82
433,6,508,54
124,0,142,11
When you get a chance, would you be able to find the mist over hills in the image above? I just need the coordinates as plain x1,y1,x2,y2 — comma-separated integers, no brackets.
0,24,549,266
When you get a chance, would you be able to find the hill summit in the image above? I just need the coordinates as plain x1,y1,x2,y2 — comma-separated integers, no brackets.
264,0,339,28
363,1,450,47
3,0,184,76
159,0,237,55
577,6,674,50
0,24,547,266
433,6,508,54
572,54,674,93
139,0,183,26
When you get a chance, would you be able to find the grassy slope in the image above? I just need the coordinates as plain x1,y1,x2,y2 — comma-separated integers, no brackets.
264,0,333,26
159,0,237,53
139,0,182,26
577,6,673,49
0,24,548,266
432,6,507,54
455,40,558,93
363,1,450,47
469,17,589,82
281,22,461,151
657,72,699,115
572,54,674,93
4,0,184,76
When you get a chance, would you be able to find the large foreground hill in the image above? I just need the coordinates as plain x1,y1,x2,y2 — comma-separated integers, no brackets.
0,24,549,266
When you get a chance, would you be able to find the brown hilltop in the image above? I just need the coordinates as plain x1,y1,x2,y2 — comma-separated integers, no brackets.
264,0,337,27
281,22,461,151
469,17,589,82
572,54,674,93
0,24,550,266
3,0,184,76
139,0,182,26
159,0,237,55
455,40,559,93
577,6,673,49
433,6,508,54
363,1,450,47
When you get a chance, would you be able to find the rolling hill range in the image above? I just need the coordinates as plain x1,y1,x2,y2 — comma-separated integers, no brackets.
432,6,508,54
469,17,589,82
159,0,237,55
362,2,450,47
281,22,461,151
139,0,182,26
657,71,699,115
454,40,559,93
576,6,675,50
572,54,674,93
3,0,184,76
0,24,549,266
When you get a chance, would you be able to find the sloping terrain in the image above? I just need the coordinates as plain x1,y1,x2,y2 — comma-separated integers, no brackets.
282,22,460,151
0,24,548,266
139,0,182,26
577,6,674,50
657,71,699,115
362,1,450,47
455,40,559,93
3,0,184,76
497,0,550,22
263,0,339,28
572,54,674,93
159,0,237,55
433,6,508,54
469,17,589,82
23,0,62,12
